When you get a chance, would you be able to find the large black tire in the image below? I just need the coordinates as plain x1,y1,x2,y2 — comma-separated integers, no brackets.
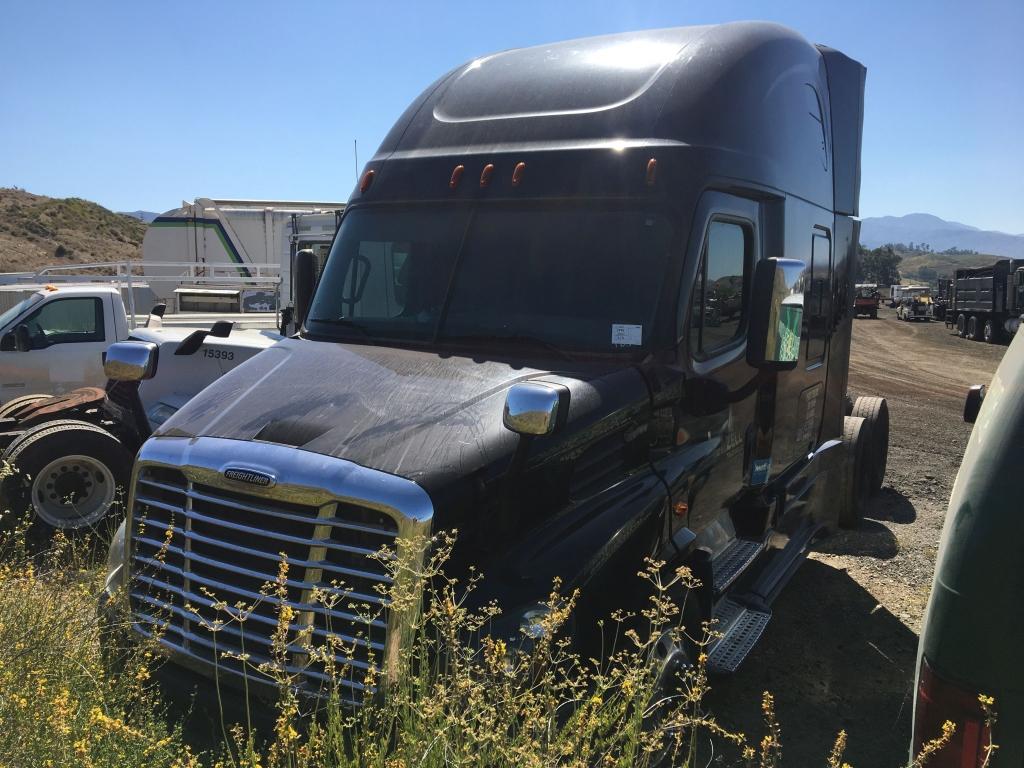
967,316,979,341
956,314,967,337
1,419,131,533
851,396,889,494
0,394,50,419
983,319,999,344
837,416,873,529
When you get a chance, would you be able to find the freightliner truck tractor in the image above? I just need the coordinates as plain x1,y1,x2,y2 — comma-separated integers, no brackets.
100,22,887,709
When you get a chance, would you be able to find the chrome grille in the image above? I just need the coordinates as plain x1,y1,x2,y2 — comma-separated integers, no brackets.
128,453,411,703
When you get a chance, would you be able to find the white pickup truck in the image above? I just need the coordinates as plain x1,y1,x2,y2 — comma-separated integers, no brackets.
1,325,281,532
0,285,134,403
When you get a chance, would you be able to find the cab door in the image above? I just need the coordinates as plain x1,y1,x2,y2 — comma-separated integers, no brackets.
0,296,108,398
653,192,763,543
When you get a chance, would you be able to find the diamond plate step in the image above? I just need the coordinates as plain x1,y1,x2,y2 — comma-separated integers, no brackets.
711,538,765,594
707,598,771,674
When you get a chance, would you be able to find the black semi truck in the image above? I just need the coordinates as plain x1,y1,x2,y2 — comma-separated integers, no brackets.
101,23,885,705
949,259,1024,343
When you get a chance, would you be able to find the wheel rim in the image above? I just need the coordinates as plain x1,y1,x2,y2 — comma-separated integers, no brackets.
31,454,116,529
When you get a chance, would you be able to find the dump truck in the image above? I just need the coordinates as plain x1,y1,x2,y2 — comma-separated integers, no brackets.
854,283,881,318
143,198,345,326
912,337,1024,765
101,22,886,709
949,258,1024,343
933,277,953,321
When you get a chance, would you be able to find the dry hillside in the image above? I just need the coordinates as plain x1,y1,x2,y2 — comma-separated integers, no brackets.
0,187,146,274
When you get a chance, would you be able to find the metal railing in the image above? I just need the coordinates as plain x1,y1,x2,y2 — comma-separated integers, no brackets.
1,261,283,329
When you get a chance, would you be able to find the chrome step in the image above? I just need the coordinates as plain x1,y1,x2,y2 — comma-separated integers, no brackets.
711,538,764,594
707,598,771,674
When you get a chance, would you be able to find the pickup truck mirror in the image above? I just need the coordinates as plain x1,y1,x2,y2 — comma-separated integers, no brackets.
104,341,158,382
963,384,985,424
503,381,569,436
746,258,806,370
293,249,317,330
0,331,14,352
14,324,33,352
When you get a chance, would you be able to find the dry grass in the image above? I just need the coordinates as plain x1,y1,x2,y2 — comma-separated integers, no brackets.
0,459,988,767
0,187,145,273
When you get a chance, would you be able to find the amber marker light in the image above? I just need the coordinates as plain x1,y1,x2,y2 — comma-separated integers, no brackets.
512,161,526,186
645,158,658,186
449,164,465,189
359,169,375,193
480,163,495,187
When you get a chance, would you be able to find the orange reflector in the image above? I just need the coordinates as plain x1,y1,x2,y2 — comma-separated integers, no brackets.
673,501,688,517
512,161,526,186
480,163,494,188
645,158,657,186
359,169,375,193
449,164,465,189
44,284,58,291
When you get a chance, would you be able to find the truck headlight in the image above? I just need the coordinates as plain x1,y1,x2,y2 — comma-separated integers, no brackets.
103,519,127,596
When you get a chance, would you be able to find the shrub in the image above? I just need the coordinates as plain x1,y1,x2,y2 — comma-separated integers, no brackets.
0,464,990,766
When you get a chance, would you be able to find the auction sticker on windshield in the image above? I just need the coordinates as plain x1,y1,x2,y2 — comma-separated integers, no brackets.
611,324,642,346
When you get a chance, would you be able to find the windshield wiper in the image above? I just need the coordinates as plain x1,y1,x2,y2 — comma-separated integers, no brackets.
440,332,574,361
308,317,371,336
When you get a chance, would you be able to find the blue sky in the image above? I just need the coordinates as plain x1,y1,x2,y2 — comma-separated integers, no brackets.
1,1,1021,232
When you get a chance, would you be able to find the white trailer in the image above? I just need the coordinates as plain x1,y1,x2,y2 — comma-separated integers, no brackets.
142,198,345,313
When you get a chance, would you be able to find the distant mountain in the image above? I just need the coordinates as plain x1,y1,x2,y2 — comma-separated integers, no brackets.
861,213,1024,258
0,188,145,273
120,210,159,223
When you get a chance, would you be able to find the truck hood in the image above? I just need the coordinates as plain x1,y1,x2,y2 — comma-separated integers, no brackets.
155,337,636,491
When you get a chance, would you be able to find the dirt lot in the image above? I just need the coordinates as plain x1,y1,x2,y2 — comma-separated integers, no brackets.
707,307,1006,765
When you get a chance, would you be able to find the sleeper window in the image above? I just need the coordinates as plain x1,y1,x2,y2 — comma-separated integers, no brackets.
690,221,750,359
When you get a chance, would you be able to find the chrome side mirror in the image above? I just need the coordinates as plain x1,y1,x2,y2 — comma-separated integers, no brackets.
104,341,158,382
503,381,568,436
747,258,806,370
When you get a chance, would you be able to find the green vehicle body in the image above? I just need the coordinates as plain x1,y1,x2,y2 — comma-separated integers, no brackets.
914,331,1024,764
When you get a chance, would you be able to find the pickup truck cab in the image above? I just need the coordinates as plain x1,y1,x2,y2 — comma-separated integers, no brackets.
101,23,885,708
1,324,279,532
0,285,131,401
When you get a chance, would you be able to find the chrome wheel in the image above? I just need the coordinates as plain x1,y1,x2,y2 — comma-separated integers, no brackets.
31,454,116,529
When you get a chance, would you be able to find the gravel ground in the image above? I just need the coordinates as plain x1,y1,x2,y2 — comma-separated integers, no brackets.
706,306,1006,766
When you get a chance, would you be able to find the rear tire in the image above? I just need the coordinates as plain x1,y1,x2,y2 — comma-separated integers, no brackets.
0,394,50,419
967,316,979,340
850,397,889,494
983,319,998,344
1,419,131,533
838,416,873,529
956,314,966,337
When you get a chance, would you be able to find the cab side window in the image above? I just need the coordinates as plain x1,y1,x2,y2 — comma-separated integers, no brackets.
21,297,105,348
806,232,832,364
689,220,751,359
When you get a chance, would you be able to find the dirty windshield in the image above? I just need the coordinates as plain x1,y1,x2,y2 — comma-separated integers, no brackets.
306,204,674,354
0,293,43,331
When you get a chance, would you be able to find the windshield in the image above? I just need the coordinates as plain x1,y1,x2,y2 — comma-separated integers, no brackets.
0,293,43,331
306,204,674,355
